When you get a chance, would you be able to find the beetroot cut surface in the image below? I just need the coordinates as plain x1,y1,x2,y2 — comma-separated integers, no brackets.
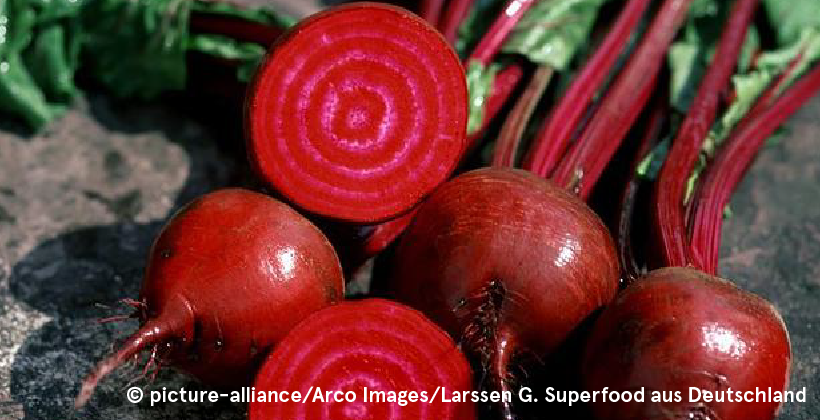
250,299,477,420
247,3,469,224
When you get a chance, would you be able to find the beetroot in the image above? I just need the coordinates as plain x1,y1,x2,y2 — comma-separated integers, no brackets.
250,299,476,420
76,189,344,407
388,167,619,417
582,267,791,420
246,3,468,224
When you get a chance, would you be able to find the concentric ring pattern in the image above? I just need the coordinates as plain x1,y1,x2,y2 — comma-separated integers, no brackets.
247,4,468,223
249,299,475,420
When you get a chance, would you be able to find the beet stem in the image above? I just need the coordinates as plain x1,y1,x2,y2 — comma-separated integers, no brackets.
522,0,654,177
551,0,695,199
465,63,525,155
468,0,537,66
439,0,476,45
653,0,759,269
189,11,284,45
492,65,554,167
690,62,820,275
733,50,805,134
420,0,447,25
618,96,668,283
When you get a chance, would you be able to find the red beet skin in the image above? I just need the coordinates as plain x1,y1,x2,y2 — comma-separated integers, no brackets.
583,267,791,420
247,3,469,224
250,299,477,420
76,189,344,407
389,168,619,412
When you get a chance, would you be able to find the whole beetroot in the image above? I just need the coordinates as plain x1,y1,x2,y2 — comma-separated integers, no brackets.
582,267,791,420
389,167,620,417
76,188,344,407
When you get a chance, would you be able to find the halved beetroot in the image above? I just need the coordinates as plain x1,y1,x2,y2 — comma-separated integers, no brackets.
250,299,476,420
246,3,469,224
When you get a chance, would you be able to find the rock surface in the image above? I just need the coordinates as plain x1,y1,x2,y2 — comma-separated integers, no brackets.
0,86,818,420
0,95,241,419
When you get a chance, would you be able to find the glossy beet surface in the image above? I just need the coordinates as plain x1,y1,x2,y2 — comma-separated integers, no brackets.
247,3,468,224
76,189,344,406
250,299,476,420
389,168,619,390
583,267,791,420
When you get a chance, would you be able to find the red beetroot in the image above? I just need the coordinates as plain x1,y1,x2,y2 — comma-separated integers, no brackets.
582,267,791,420
250,299,476,420
246,3,468,224
76,189,344,407
389,167,620,417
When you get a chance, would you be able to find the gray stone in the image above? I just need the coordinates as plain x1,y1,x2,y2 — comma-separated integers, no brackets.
0,94,239,419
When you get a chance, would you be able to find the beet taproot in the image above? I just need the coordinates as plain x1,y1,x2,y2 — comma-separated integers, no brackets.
76,188,344,407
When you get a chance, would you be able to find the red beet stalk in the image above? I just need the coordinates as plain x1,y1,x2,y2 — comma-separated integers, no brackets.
617,96,668,283
420,0,446,25
468,0,537,66
465,63,525,153
551,0,695,199
354,210,417,266
522,0,654,177
653,0,759,268
189,11,284,45
682,50,802,270
737,51,805,129
492,65,554,167
250,299,476,420
439,0,476,45
690,63,820,275
246,4,469,224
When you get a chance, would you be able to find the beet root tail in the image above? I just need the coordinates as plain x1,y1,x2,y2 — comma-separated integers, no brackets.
75,318,177,408
491,328,517,420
